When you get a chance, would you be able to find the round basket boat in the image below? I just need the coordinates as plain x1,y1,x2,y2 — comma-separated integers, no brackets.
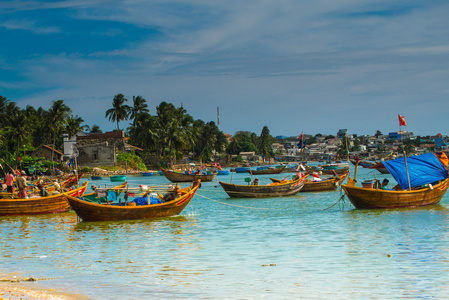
110,175,126,182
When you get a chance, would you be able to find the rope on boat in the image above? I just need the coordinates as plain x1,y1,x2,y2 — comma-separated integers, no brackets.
195,193,272,210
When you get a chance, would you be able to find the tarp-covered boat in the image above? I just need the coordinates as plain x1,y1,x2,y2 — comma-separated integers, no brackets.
342,152,449,209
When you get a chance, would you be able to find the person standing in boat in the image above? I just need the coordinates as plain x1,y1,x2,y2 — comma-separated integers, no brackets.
16,172,28,198
5,171,14,193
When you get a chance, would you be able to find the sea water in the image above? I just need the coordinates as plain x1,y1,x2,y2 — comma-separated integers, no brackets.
1,167,449,299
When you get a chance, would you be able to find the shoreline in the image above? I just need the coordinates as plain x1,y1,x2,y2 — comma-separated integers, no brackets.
0,274,88,300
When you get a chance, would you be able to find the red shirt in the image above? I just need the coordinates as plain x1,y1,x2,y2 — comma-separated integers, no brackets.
5,174,14,186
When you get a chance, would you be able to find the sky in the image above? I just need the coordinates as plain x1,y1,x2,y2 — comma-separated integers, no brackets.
1,1,448,138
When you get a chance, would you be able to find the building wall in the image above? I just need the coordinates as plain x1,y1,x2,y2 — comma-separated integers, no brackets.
30,147,62,161
76,143,116,167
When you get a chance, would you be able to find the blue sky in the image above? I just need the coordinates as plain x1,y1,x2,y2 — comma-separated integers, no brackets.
1,1,448,137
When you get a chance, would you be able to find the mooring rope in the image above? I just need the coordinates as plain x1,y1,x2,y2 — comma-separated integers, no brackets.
320,187,348,211
195,193,272,210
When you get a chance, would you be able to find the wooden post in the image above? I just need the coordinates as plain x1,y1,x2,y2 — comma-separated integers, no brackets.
403,150,411,191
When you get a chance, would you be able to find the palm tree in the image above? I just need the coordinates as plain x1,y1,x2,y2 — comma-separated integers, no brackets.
65,115,88,137
47,100,72,172
90,124,103,133
5,110,29,170
105,94,130,130
129,96,149,128
0,96,10,128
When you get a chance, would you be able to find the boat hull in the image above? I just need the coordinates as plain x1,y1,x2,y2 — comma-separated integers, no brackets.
110,175,126,182
67,181,200,222
246,166,286,175
160,168,217,182
341,178,449,209
219,176,306,198
0,182,88,216
270,172,349,192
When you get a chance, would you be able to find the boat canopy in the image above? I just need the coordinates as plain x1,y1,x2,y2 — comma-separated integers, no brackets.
383,153,449,189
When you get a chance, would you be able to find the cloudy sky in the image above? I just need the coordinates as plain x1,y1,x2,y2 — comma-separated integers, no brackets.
1,1,448,137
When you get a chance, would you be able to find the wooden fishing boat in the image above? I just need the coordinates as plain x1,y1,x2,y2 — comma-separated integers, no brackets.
271,171,349,192
66,180,201,222
342,152,449,209
0,181,88,216
217,170,230,175
91,175,103,180
219,176,307,198
342,179,449,209
306,166,349,175
369,162,389,174
160,167,217,182
246,166,286,175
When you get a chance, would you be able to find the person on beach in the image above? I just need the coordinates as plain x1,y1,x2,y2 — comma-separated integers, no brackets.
5,171,14,193
16,172,28,198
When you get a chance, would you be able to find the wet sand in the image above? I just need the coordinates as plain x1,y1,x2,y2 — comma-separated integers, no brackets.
0,274,88,300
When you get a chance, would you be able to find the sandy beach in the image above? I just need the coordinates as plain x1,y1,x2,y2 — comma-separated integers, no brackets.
0,274,88,300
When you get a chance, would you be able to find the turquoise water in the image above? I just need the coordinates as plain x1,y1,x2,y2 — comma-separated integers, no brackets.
1,167,449,299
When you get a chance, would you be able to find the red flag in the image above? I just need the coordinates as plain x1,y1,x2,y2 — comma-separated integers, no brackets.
298,132,304,140
398,114,407,126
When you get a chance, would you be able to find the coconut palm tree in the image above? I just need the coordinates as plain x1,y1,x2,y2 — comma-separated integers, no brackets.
105,93,130,130
65,115,88,137
46,100,72,172
129,96,149,129
5,110,29,170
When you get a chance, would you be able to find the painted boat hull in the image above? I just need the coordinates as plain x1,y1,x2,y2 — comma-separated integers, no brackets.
160,168,217,182
0,182,88,216
66,181,200,222
141,172,154,176
217,170,230,175
110,175,126,182
91,176,103,180
246,166,286,175
219,176,306,198
341,178,449,209
271,171,349,192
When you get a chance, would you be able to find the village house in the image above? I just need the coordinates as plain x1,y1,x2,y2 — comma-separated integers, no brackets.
63,130,141,167
30,145,64,161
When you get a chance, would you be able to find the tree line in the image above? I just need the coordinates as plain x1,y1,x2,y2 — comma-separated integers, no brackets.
0,94,277,171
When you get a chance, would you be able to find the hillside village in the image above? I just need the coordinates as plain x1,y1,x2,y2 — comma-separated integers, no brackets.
271,129,447,162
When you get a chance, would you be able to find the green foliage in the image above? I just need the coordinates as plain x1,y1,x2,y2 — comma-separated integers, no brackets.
233,155,244,162
227,132,257,155
80,166,92,173
116,151,147,170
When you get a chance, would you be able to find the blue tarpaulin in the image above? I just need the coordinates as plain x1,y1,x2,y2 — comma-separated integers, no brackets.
383,153,448,189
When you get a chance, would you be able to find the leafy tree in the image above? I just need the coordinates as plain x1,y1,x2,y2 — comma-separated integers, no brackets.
105,93,130,130
375,130,382,137
227,132,257,155
257,126,275,161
